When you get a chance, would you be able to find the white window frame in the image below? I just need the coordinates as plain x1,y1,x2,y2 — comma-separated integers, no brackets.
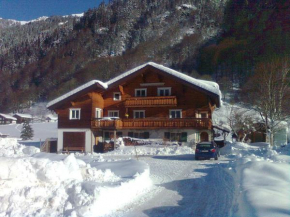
69,108,81,120
135,88,147,97
95,108,102,118
158,87,171,96
108,110,119,117
169,109,182,119
113,92,121,101
133,110,145,119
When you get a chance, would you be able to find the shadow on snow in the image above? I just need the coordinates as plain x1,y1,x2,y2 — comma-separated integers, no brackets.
143,163,236,217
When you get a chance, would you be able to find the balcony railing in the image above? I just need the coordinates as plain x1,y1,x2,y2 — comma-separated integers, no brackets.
93,119,123,129
92,118,211,130
124,96,177,107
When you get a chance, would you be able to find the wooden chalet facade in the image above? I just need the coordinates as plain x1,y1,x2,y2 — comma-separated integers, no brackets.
13,113,33,124
47,62,221,153
0,113,17,125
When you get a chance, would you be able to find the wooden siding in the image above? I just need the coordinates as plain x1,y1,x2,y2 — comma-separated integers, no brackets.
57,95,92,128
56,67,215,131
92,118,212,130
102,69,211,119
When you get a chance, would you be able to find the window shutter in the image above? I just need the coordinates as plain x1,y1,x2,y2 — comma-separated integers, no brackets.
164,132,170,140
181,132,188,142
144,132,149,139
128,132,134,137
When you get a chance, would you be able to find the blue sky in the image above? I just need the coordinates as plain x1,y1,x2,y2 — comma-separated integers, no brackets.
0,0,106,21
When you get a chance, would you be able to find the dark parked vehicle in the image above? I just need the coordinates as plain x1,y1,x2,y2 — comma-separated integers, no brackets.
195,141,220,160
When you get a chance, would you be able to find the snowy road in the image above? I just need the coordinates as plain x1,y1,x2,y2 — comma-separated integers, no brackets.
113,155,235,217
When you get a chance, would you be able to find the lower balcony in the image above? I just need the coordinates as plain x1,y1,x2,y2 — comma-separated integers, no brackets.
91,118,212,130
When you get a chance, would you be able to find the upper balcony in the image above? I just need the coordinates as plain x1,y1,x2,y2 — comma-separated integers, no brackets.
124,96,177,107
91,118,212,130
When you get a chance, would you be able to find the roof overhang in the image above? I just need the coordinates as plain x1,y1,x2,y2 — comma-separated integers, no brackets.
47,62,222,110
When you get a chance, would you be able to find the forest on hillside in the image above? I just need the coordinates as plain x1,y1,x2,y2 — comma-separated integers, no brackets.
0,0,225,112
199,0,290,98
0,0,289,112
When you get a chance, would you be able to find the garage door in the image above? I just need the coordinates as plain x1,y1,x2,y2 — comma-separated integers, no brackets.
63,132,85,151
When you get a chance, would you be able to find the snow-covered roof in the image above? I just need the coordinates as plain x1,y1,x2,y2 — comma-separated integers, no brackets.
46,114,58,120
14,113,32,118
47,80,108,108
107,62,221,99
0,113,17,120
47,62,221,109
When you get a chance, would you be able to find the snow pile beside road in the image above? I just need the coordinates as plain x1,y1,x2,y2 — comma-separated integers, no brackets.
0,137,39,157
221,142,290,217
104,145,195,156
243,161,290,217
0,139,152,217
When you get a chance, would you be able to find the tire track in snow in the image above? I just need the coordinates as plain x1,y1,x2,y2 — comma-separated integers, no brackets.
118,156,235,217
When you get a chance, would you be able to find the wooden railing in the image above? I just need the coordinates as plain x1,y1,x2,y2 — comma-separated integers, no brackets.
93,119,123,129
92,118,211,130
124,96,177,107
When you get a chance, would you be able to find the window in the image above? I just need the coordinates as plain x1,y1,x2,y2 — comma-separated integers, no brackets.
169,109,182,118
134,110,145,118
70,108,81,120
113,92,121,101
164,132,187,142
95,108,102,118
158,87,171,96
128,131,149,139
200,112,208,118
135,88,147,97
108,110,119,117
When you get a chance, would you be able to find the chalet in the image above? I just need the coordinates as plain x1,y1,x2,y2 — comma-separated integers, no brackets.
249,122,288,146
0,113,17,125
46,114,58,122
13,113,33,124
47,62,221,153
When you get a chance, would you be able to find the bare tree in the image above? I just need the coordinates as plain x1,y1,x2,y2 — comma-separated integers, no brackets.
242,57,290,146
226,105,256,143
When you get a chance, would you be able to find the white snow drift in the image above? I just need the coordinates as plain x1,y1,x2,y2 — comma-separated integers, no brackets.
0,138,151,217
221,142,290,217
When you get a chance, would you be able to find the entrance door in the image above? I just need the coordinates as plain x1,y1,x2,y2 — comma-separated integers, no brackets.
200,132,209,142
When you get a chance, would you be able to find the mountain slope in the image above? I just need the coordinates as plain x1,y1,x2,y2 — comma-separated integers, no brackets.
0,0,226,112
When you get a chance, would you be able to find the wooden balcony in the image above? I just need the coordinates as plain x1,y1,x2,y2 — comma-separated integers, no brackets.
92,119,123,129
124,96,177,107
92,118,212,130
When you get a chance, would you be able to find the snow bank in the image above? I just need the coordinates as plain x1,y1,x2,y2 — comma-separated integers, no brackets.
221,142,290,217
104,145,195,156
243,161,290,217
0,139,152,217
0,137,40,157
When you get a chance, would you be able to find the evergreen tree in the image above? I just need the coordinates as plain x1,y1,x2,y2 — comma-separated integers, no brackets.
20,120,34,140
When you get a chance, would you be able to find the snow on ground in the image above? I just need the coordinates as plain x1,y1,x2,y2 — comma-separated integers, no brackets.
0,138,151,217
0,137,40,157
221,142,290,217
0,122,57,141
1,121,290,217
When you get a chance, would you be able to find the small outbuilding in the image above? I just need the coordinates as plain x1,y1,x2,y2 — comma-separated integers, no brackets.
13,113,33,124
0,113,17,125
46,114,58,122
